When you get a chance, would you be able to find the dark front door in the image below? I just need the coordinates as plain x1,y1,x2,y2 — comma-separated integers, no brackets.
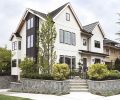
83,58,87,72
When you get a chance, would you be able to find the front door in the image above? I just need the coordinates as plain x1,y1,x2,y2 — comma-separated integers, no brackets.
83,58,87,70
83,58,87,79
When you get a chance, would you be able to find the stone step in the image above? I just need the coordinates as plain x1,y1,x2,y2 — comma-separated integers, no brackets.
70,88,89,92
70,85,88,89
70,80,87,83
70,82,87,85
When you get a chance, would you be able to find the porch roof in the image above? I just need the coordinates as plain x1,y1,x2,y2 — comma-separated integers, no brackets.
79,50,108,57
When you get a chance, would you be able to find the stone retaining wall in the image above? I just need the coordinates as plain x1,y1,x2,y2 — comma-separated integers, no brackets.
87,80,120,96
10,78,70,95
0,76,16,89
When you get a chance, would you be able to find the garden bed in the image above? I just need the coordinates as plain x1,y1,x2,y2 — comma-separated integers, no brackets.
10,78,70,95
87,79,120,96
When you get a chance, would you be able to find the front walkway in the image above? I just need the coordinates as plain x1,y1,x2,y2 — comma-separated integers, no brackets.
0,89,120,100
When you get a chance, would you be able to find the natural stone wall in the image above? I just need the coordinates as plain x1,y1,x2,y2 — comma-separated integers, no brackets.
0,76,17,89
10,78,70,95
87,80,120,96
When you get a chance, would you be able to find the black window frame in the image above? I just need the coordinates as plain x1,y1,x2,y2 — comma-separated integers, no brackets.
18,41,21,50
83,39,87,46
12,59,17,67
94,40,100,48
66,13,70,21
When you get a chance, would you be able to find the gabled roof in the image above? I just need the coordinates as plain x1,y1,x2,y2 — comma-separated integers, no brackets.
10,2,83,41
83,21,105,38
48,2,69,18
104,38,119,44
29,9,47,19
83,22,99,33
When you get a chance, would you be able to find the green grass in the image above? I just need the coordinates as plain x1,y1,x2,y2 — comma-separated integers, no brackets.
0,94,31,100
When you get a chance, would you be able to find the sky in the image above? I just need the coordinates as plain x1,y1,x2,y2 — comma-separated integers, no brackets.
0,0,120,48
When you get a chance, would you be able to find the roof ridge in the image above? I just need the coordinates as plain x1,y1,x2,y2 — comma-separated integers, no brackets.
83,21,99,27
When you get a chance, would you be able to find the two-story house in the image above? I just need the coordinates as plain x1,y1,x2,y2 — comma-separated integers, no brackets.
104,38,120,66
10,2,107,77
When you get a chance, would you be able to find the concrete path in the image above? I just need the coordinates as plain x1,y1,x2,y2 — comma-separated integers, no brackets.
0,89,119,100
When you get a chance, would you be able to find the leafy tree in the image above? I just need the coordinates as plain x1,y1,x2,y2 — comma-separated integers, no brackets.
37,16,57,74
114,58,120,71
0,47,11,75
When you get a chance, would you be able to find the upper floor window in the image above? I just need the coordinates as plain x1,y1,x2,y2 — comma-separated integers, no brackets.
94,40,100,48
12,41,17,51
18,41,21,50
83,39,87,46
27,18,34,29
27,35,33,48
66,13,70,21
59,29,76,46
12,59,16,67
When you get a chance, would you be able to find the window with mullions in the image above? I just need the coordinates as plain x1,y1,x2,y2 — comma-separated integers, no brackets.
12,59,16,67
83,39,87,46
59,29,76,46
27,35,33,48
27,18,34,29
94,40,100,48
59,55,76,69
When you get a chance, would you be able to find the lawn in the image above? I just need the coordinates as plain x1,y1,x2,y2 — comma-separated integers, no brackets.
0,94,31,100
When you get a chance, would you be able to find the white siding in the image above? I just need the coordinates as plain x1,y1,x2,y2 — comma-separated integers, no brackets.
90,25,104,53
20,22,26,60
54,6,82,69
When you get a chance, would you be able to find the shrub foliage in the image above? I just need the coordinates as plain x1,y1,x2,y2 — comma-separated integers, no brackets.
88,63,120,80
52,64,70,80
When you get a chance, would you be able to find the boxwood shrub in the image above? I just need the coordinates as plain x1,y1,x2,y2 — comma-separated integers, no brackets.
88,63,120,81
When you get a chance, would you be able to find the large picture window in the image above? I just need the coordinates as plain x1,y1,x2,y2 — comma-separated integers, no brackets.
59,29,76,46
59,55,76,69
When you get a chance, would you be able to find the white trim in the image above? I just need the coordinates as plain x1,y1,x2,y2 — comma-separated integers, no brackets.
53,3,83,29
91,22,105,38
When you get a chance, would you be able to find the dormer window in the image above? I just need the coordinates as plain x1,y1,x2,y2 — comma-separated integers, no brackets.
27,18,34,29
66,13,70,21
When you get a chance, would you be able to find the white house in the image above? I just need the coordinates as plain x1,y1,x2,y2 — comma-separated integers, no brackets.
10,2,107,77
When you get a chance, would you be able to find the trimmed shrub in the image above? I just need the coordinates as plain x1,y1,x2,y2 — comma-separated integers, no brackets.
19,58,38,74
105,70,120,80
88,64,109,80
52,64,70,80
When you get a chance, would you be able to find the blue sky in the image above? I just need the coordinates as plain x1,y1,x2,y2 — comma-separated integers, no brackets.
0,0,120,48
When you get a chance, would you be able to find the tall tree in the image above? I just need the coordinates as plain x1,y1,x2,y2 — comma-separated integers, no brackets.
37,16,57,74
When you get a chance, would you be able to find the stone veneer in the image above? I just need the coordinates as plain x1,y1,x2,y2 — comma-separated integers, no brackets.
0,76,17,89
10,78,70,95
87,79,120,96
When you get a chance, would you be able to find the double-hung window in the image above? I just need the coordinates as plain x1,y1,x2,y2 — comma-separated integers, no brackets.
12,41,17,50
27,35,33,48
27,18,34,29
